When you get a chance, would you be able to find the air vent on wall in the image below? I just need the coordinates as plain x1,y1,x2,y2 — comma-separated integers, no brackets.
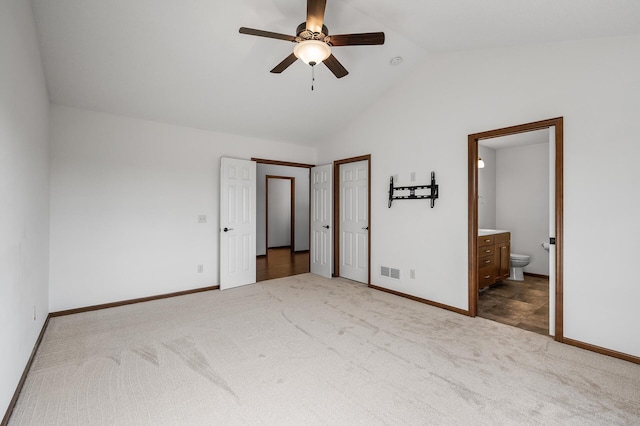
380,266,400,279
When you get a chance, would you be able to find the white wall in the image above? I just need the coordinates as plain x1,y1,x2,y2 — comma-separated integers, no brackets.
477,145,496,229
49,105,315,311
316,35,640,357
256,164,310,255
0,0,50,415
267,178,291,248
496,143,549,275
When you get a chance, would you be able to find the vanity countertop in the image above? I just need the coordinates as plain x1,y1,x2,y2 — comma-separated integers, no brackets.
478,228,510,236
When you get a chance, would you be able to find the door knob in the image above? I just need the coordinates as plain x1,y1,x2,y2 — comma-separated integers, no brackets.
322,225,330,229
362,226,368,230
223,227,234,232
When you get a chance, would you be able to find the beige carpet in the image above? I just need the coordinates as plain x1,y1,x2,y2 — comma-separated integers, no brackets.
9,274,640,425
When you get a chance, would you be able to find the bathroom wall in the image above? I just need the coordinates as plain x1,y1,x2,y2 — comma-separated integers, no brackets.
496,142,550,275
477,146,497,229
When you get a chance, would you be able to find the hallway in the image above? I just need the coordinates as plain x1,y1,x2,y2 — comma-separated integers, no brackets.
256,247,310,282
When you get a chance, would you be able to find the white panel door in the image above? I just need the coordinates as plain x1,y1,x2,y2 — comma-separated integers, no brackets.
340,160,368,283
310,164,332,278
220,157,256,290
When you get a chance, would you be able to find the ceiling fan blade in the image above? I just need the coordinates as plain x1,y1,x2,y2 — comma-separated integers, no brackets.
270,53,299,74
329,32,386,46
306,0,327,33
323,54,348,79
239,27,296,42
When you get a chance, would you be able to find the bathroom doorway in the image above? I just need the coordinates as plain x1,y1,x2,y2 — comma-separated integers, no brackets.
477,130,550,335
468,118,564,342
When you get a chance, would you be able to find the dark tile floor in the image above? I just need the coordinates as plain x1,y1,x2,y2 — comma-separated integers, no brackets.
478,274,549,336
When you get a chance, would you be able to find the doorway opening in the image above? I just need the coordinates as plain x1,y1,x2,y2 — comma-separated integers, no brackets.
334,155,371,284
254,158,313,282
468,118,564,342
266,175,294,253
476,129,551,335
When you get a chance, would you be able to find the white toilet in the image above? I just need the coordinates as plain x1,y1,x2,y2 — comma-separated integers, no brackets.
509,253,530,281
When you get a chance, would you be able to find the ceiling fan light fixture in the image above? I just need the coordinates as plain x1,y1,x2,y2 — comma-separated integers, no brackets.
294,40,331,66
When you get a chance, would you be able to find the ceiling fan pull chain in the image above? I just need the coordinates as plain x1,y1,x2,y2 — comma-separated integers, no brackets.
311,64,315,91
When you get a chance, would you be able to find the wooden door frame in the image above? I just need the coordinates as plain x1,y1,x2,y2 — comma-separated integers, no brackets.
266,175,295,253
333,155,372,284
468,117,564,342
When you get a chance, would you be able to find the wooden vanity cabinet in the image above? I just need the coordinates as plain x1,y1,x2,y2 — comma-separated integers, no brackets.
477,235,495,288
477,232,510,289
495,233,511,282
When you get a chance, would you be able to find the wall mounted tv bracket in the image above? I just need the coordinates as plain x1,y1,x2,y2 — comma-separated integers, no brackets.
388,171,439,208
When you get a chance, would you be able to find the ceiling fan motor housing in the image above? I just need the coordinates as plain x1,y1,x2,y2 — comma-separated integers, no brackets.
296,22,330,44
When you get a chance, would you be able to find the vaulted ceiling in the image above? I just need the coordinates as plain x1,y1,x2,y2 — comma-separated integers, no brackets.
31,0,640,146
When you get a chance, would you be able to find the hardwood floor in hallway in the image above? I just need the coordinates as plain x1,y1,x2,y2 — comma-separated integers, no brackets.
256,247,309,282
478,274,549,336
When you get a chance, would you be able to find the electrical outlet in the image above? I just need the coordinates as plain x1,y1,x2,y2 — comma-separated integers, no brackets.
410,269,415,279
410,172,416,182
198,215,207,223
197,264,204,273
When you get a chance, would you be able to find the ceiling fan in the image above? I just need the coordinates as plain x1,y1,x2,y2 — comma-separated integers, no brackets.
239,0,385,79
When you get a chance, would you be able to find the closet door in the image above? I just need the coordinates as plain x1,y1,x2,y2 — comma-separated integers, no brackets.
310,164,332,279
339,160,368,284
